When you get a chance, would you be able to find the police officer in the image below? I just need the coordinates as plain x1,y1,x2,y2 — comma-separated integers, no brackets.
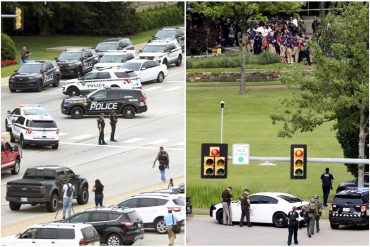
221,186,233,226
153,146,169,183
287,206,299,246
307,198,318,238
313,195,322,233
321,167,334,206
97,113,107,145
239,190,252,227
109,110,118,142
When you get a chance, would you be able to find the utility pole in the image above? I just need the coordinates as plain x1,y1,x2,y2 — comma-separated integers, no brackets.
220,101,225,143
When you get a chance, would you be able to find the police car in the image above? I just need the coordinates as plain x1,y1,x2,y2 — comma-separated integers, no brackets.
120,59,168,83
9,60,61,92
151,27,185,51
93,50,138,70
5,104,49,131
139,40,182,67
62,68,142,96
95,38,134,58
9,115,59,149
56,49,99,78
61,87,147,119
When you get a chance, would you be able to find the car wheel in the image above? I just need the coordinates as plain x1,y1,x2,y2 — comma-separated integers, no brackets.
330,223,339,229
20,135,27,149
70,106,83,119
162,58,168,66
36,80,43,92
216,209,224,224
154,217,167,234
157,72,164,83
10,130,15,142
9,201,21,211
77,186,89,205
5,119,10,131
123,241,134,246
175,55,182,66
122,106,135,119
273,212,288,228
67,87,80,97
106,233,123,246
11,158,20,175
52,142,59,150
9,87,16,92
53,75,60,87
46,193,58,212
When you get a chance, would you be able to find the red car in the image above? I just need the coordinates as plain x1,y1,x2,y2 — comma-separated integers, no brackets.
1,141,21,175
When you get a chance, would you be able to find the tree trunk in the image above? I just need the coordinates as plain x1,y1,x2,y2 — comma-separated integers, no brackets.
320,2,326,18
358,102,366,187
239,27,247,95
38,18,50,35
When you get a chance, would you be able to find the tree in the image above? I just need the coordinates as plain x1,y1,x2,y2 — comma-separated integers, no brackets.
188,2,304,95
270,2,369,186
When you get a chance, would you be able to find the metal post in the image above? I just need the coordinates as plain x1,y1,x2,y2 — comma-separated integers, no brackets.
220,101,225,143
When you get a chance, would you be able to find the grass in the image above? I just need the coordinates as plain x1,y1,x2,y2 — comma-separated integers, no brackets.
187,80,283,87
186,63,305,73
1,28,160,78
186,87,353,210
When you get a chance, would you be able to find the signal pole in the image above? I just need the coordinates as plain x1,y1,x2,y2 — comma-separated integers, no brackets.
220,101,225,143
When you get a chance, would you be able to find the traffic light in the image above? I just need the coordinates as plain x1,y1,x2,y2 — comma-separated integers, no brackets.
290,144,307,179
14,7,24,31
201,143,228,178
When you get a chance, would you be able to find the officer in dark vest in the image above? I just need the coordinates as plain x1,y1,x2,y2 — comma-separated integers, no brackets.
109,110,118,142
320,167,334,206
239,190,252,227
221,186,233,225
287,206,299,246
97,113,107,145
153,146,169,183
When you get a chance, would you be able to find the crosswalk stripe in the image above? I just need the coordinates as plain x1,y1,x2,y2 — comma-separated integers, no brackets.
143,86,161,92
59,132,70,137
71,134,93,140
148,139,168,145
164,86,183,92
122,137,143,143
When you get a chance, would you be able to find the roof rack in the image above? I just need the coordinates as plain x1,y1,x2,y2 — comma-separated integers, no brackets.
18,104,42,107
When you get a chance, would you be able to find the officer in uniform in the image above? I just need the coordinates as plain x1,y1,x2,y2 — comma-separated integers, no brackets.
320,167,334,206
239,190,252,227
221,186,233,226
109,110,118,142
97,113,107,145
313,195,322,233
307,198,318,238
287,206,299,246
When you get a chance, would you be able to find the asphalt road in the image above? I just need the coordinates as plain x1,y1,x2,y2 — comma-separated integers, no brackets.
1,59,185,246
186,215,369,246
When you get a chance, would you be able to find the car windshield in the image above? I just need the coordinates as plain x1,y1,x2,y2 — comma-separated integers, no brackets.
142,45,166,53
155,30,178,39
100,55,125,63
277,195,303,203
120,63,141,71
23,108,48,116
96,42,118,50
17,64,43,73
58,52,82,61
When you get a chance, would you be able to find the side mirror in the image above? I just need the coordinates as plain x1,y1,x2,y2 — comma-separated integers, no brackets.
90,96,95,101
141,67,147,71
13,145,19,151
7,110,11,114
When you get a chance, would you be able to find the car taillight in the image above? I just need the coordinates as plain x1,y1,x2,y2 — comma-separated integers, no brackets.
123,79,132,84
56,128,60,135
40,185,46,194
168,207,181,212
361,205,368,213
139,96,146,104
121,221,134,229
26,128,32,134
79,238,88,245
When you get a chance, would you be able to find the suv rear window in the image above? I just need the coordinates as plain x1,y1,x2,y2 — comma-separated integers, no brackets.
173,197,185,206
28,120,57,128
126,211,142,222
115,72,137,78
81,226,99,240
23,168,56,179
57,229,75,239
333,195,368,205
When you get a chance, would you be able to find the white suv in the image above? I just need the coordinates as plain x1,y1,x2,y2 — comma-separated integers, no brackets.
114,193,185,234
10,115,59,149
5,104,49,132
139,40,182,67
93,50,138,70
1,223,100,246
62,68,142,96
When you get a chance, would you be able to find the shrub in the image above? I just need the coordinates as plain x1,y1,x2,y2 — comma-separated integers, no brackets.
1,60,17,67
1,33,16,60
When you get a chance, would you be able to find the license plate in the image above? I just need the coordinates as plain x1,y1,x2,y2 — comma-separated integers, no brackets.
21,197,28,202
343,208,350,212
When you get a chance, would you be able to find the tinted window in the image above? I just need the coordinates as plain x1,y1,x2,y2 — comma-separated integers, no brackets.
173,197,185,206
38,228,57,239
96,42,118,50
249,195,262,204
69,212,89,223
23,108,48,116
277,195,303,203
97,72,111,79
20,228,38,239
81,226,99,240
90,212,109,222
259,196,278,204
58,52,82,61
121,62,141,71
138,198,160,207
108,91,122,100
64,168,75,177
125,90,143,98
107,213,120,221
114,72,137,78
333,195,366,205
118,198,138,208
28,120,57,128
17,64,43,73
83,72,98,80
15,116,25,125
23,168,56,179
127,211,142,222
57,229,75,239
89,90,107,100
12,108,21,115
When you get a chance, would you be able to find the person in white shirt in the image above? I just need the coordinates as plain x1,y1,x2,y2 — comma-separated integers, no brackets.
292,17,298,27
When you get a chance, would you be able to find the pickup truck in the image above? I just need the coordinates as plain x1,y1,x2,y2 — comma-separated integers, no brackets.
1,141,21,175
6,165,89,212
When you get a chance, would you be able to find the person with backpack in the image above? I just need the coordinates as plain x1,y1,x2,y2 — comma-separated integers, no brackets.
153,146,169,183
287,206,299,246
62,179,75,221
307,198,318,238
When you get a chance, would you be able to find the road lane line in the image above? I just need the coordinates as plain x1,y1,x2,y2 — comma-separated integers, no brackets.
122,137,143,143
164,86,183,92
148,139,168,145
71,134,93,140
58,141,183,151
173,142,184,146
143,86,161,92
58,132,70,137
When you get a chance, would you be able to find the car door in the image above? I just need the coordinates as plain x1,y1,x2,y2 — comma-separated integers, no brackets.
86,89,108,115
87,212,110,237
139,61,153,82
81,72,98,90
8,108,21,127
249,195,263,223
69,212,90,223
96,72,112,87
12,116,25,139
136,198,167,224
1,143,9,167
43,63,54,86
36,228,58,246
106,90,124,113
146,61,160,81
167,43,178,62
82,51,94,73
14,227,40,246
250,195,278,223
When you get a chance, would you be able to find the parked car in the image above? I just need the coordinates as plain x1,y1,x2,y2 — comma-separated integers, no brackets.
60,207,144,246
210,192,309,228
1,223,100,246
5,104,49,131
329,189,369,229
95,38,134,58
1,141,21,175
56,49,98,78
150,27,185,51
120,59,168,83
336,172,369,193
139,39,182,66
186,196,193,215
93,51,138,70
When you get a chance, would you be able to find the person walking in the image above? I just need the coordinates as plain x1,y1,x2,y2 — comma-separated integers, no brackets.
109,110,118,142
307,198,318,238
221,186,233,226
287,206,299,246
320,167,334,206
239,190,252,227
21,46,31,64
164,209,178,246
313,195,323,233
312,16,320,35
153,146,169,183
62,179,75,221
97,113,107,145
92,179,104,207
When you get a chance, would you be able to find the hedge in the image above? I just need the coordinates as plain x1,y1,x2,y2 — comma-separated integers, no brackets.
1,33,16,60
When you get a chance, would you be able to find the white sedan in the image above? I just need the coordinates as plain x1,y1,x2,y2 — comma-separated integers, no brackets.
119,59,168,83
210,192,309,227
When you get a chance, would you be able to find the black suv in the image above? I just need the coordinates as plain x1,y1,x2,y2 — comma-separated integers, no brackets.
62,207,144,246
56,49,98,78
150,27,185,51
336,172,369,193
329,189,369,229
186,196,193,215
9,60,61,92
61,87,147,119
95,38,134,58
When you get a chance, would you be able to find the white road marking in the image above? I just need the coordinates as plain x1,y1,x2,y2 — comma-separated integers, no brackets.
71,134,93,140
174,142,184,146
59,141,183,151
164,86,183,92
122,137,143,143
148,139,168,145
58,132,70,137
143,86,161,92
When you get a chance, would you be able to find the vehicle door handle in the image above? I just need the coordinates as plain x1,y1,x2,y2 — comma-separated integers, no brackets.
51,242,55,244
32,241,36,243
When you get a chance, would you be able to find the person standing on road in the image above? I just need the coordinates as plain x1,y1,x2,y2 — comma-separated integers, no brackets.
97,113,107,145
307,198,318,238
21,46,31,64
221,186,233,226
92,179,104,207
239,190,252,227
153,146,169,183
313,195,322,233
320,167,334,206
62,179,75,221
109,110,118,142
164,209,178,246
287,206,299,246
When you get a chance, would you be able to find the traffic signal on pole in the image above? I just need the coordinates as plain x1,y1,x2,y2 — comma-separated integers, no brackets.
201,143,228,178
14,7,24,31
290,144,307,179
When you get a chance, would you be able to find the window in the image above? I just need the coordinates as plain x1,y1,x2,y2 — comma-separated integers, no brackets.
57,229,75,239
89,212,109,222
142,62,151,70
64,168,75,178
83,72,98,80
259,196,278,204
12,108,21,115
249,195,262,204
127,211,142,222
147,61,159,68
97,72,111,80
173,197,185,206
118,198,138,208
333,195,365,205
278,195,303,203
138,198,158,207
81,227,99,240
115,71,137,78
84,51,92,58
15,116,25,125
168,44,176,51
20,228,39,239
108,91,122,100
28,120,57,128
69,213,89,223
38,228,57,239
90,90,107,100
107,213,120,221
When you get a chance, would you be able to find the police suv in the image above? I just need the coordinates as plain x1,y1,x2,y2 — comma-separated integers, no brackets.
61,87,147,119
151,27,185,51
62,68,142,96
56,49,99,78
93,50,138,70
9,60,61,92
5,104,49,131
139,40,182,67
95,38,134,58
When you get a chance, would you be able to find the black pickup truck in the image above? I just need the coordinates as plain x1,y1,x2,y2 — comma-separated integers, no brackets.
6,165,89,212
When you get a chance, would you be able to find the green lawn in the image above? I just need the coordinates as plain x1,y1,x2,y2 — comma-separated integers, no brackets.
187,80,283,88
1,28,160,78
186,87,353,210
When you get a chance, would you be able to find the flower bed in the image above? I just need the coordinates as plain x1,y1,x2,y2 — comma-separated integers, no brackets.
1,60,17,67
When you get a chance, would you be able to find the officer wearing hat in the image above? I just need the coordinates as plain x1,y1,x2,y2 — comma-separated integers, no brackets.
287,206,299,246
313,195,323,233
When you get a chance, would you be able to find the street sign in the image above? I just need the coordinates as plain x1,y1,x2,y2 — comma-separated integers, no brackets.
232,144,250,165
